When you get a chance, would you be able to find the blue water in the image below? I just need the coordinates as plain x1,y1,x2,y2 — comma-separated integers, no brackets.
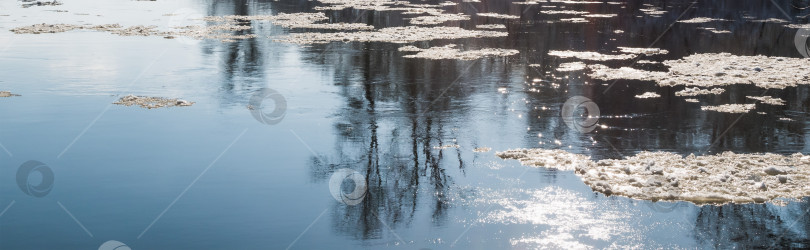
2,0,810,249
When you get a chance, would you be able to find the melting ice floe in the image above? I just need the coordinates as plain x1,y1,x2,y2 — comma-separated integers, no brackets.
674,87,724,96
617,47,668,55
698,27,732,34
113,95,194,109
746,96,785,105
700,104,756,113
678,17,728,24
634,92,660,99
204,13,375,30
276,26,508,44
498,148,810,205
587,53,810,89
555,62,587,72
475,24,506,29
398,44,518,60
549,50,636,61
409,13,470,25
473,147,492,153
477,13,521,19
0,91,20,97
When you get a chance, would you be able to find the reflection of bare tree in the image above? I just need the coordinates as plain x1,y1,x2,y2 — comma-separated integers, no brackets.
693,199,810,248
293,29,521,239
202,0,293,106
199,0,810,246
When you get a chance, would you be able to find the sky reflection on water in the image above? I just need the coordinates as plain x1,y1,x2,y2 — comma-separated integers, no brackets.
1,0,810,249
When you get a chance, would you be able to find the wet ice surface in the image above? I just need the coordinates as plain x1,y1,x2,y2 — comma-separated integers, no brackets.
698,27,732,34
587,53,810,89
398,44,518,60
498,149,810,205
635,92,661,99
497,149,592,171
10,13,375,42
549,50,636,60
747,96,786,105
678,17,728,23
19,0,62,8
473,147,492,152
476,13,520,19
3,0,810,249
113,95,194,109
0,91,20,97
617,47,668,55
474,24,505,29
701,104,756,113
675,87,725,96
589,64,665,81
409,13,470,25
555,61,587,71
204,13,375,30
275,26,508,44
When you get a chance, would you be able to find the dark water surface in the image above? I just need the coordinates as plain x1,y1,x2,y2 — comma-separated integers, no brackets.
1,0,810,249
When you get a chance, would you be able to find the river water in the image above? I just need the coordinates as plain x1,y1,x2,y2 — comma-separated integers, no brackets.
1,0,809,249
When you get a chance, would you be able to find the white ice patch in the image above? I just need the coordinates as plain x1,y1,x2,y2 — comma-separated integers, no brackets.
498,149,810,205
700,104,756,113
675,87,724,97
549,50,636,61
556,62,587,72
398,44,518,60
276,26,508,44
617,47,668,55
678,17,728,23
477,13,521,19
635,92,661,99
587,53,810,89
747,96,785,105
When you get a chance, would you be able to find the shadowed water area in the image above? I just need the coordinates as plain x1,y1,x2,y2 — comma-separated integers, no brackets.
1,0,810,249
